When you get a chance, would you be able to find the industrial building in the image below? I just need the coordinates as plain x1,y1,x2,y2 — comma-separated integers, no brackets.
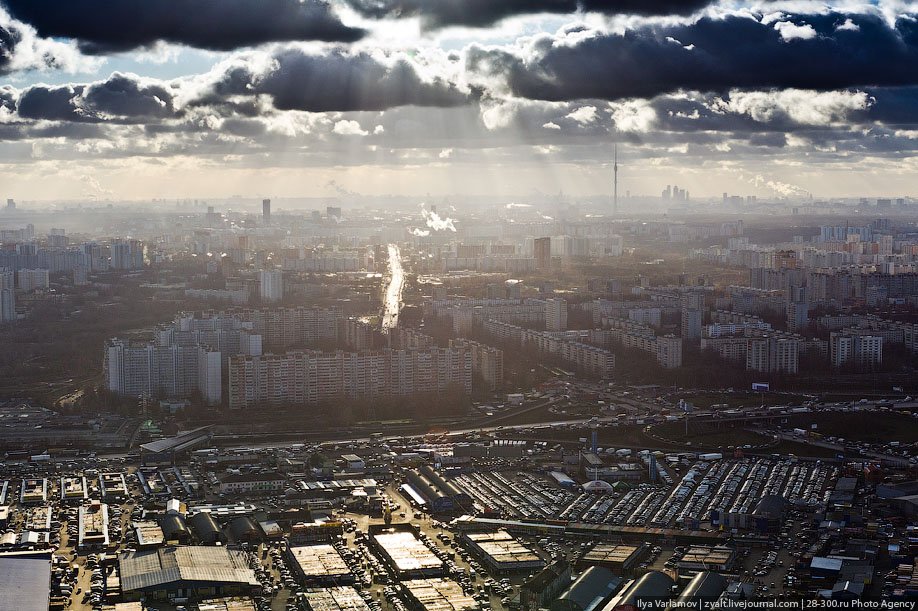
134,521,166,549
550,566,623,611
60,476,88,503
188,512,225,545
78,502,110,550
602,571,676,609
674,571,727,604
403,465,471,514
576,543,649,575
520,559,571,609
159,513,191,545
369,525,443,579
287,544,354,585
100,472,128,500
301,586,370,611
677,546,736,572
0,551,52,611
401,578,478,611
228,516,263,544
20,478,47,504
462,530,544,573
118,546,260,602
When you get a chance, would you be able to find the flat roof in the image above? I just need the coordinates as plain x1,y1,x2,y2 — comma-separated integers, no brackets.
289,545,351,580
0,551,51,611
134,521,165,547
678,546,735,568
302,586,370,611
372,530,442,575
581,544,646,566
465,530,542,568
402,578,479,611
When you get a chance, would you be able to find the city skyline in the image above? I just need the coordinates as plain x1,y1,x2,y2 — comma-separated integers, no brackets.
1,1,918,200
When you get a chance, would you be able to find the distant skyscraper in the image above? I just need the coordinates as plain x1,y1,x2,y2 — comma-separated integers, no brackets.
259,269,284,302
262,198,271,225
5,199,14,210
327,206,342,220
534,237,551,271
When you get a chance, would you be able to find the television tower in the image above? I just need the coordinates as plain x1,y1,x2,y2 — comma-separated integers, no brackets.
613,143,619,216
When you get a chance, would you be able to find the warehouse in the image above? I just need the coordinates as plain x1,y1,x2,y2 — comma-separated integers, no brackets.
301,586,370,611
550,566,623,611
159,514,191,545
20,478,47,505
674,571,727,604
287,544,354,585
118,546,260,602
189,512,225,545
134,521,165,549
60,476,88,503
406,470,454,513
462,530,544,573
676,546,736,572
100,473,128,500
520,559,572,609
576,543,649,575
0,551,51,611
369,525,443,579
602,571,676,609
228,516,263,544
78,502,110,550
419,465,471,505
401,578,478,611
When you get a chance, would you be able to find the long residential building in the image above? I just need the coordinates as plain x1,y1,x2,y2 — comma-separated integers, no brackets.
228,346,473,409
483,320,614,377
105,340,222,405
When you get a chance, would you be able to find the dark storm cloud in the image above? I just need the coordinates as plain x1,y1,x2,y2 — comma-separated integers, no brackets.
343,0,712,29
16,73,179,123
82,73,176,119
1,0,365,53
16,84,91,122
467,12,918,101
197,48,469,112
0,23,20,73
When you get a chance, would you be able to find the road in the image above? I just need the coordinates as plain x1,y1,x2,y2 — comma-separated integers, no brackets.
381,244,404,331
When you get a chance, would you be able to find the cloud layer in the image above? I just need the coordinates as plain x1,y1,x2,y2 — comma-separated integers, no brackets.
2,0,365,53
1,1,918,198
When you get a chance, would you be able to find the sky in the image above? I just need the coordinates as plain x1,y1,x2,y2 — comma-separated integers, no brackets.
1,0,918,202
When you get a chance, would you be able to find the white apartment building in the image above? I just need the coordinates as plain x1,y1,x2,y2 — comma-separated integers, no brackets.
830,332,883,368
105,339,222,404
545,298,568,332
228,346,473,409
259,269,284,302
17,268,50,291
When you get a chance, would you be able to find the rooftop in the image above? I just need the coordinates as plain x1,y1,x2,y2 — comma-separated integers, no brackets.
119,546,259,592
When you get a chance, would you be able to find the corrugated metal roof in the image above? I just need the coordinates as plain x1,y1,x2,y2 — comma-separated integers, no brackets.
0,552,51,611
119,546,259,592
